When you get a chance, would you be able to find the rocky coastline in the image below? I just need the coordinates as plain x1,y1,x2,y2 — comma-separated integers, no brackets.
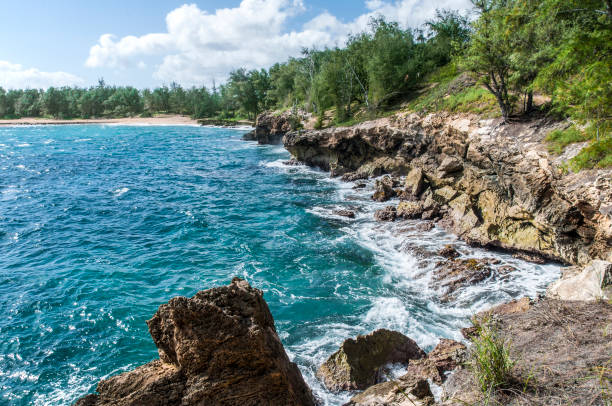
77,110,611,405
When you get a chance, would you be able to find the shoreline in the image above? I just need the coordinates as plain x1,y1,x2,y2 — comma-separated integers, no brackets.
0,114,200,126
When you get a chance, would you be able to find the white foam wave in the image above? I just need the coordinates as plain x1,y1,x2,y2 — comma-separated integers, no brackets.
112,187,129,197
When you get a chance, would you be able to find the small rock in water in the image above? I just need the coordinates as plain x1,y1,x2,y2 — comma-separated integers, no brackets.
432,258,494,301
333,209,356,218
397,201,425,219
438,244,460,259
352,182,367,189
372,176,396,202
341,172,368,182
317,329,426,392
374,206,397,222
416,221,435,232
283,159,302,166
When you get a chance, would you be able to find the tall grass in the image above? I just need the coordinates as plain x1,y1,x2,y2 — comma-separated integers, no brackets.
470,322,515,394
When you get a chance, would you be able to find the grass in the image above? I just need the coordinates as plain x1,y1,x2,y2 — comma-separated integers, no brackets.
545,126,589,155
470,321,515,395
404,63,499,117
569,135,612,170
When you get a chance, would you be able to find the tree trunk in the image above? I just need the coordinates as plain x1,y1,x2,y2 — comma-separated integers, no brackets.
526,91,533,113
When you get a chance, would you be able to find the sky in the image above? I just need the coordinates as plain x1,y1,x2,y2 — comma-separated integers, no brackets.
0,0,473,89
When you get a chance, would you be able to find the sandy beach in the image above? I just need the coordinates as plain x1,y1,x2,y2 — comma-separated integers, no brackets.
0,114,200,126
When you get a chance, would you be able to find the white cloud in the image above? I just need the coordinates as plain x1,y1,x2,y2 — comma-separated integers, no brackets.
0,61,84,89
85,0,472,86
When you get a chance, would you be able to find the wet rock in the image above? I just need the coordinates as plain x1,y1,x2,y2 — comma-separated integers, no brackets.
76,278,315,406
432,258,493,300
438,245,460,259
317,329,426,392
372,176,397,202
427,339,467,382
416,222,435,232
396,201,425,219
375,206,397,222
342,172,369,182
546,260,612,301
438,156,463,175
498,265,517,274
283,159,302,166
343,375,434,406
353,183,367,189
333,209,356,219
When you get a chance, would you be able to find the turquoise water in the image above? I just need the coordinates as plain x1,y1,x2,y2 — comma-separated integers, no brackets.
0,125,561,405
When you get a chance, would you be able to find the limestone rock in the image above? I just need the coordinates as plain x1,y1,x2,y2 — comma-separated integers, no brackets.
546,260,612,301
333,209,356,219
438,156,463,175
343,375,434,406
403,167,425,199
427,339,467,382
75,278,315,406
372,176,397,202
243,111,299,144
375,206,397,222
317,329,426,392
396,201,425,219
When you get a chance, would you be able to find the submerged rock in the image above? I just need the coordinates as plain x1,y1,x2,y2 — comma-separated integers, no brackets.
317,329,426,392
333,209,356,219
432,258,494,301
75,278,315,406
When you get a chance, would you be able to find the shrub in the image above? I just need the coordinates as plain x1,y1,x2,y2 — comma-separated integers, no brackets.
545,126,588,155
569,136,612,170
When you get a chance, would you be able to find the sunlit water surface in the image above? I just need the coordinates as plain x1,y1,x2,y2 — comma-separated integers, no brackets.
0,125,561,405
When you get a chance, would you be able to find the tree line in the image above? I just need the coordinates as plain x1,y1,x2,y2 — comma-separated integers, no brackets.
1,0,609,137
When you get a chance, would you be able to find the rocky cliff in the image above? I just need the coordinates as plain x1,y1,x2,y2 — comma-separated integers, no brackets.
75,278,316,406
243,110,305,144
283,112,612,265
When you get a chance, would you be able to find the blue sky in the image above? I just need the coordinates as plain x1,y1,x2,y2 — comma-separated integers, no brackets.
0,0,472,89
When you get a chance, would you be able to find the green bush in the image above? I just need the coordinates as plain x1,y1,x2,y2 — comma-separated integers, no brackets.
470,322,515,393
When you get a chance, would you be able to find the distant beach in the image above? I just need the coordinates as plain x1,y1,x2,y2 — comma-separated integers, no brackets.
0,114,200,126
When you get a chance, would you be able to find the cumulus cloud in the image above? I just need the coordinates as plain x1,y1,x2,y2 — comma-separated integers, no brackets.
0,61,84,89
85,0,472,86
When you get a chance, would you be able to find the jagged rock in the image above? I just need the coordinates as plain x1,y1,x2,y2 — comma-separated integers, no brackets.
343,375,434,406
333,209,356,219
353,183,367,189
283,111,612,265
432,258,494,301
372,176,397,202
283,159,302,166
75,278,315,406
402,167,425,199
342,172,369,182
396,201,425,219
512,251,546,264
433,186,458,204
438,245,460,259
243,111,299,144
317,329,426,392
546,260,612,301
427,339,467,382
375,206,397,222
438,156,463,175
416,222,435,232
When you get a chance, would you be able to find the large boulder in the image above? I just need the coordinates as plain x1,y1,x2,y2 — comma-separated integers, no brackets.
343,375,434,406
317,329,426,392
372,176,397,202
402,167,425,200
75,278,316,406
243,111,299,144
546,260,612,301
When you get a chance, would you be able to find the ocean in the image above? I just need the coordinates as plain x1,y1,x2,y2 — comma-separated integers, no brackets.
0,124,561,405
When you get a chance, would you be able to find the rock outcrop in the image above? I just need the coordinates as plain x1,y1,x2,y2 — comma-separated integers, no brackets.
283,111,612,265
243,111,301,144
546,259,611,301
442,298,612,405
317,329,426,391
75,278,316,406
